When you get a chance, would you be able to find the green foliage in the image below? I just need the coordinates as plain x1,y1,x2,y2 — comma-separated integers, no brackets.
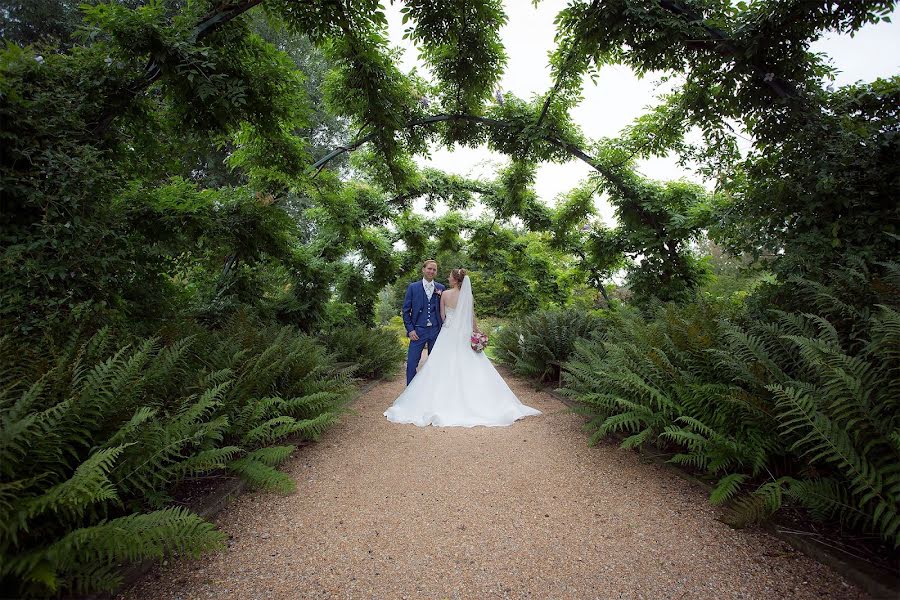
712,76,900,281
0,7,318,335
5,0,896,343
3,0,899,575
319,324,406,380
8,507,225,595
0,0,94,46
401,0,507,144
590,138,714,304
494,308,604,383
315,5,427,189
386,226,581,320
0,319,353,596
539,0,899,297
562,263,900,546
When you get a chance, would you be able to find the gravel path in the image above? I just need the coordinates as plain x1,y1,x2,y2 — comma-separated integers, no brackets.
121,369,867,599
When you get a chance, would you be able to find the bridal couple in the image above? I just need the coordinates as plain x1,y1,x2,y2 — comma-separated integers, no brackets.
384,259,541,427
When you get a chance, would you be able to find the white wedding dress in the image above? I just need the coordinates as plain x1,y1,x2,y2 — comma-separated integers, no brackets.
384,276,541,427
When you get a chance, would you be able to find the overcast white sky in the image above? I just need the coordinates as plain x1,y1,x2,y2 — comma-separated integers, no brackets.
383,1,900,225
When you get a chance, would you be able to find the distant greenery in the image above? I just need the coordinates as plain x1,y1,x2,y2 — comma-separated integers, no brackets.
320,324,405,380
493,309,603,383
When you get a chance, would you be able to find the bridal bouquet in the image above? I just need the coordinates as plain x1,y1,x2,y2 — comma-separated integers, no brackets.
470,331,489,353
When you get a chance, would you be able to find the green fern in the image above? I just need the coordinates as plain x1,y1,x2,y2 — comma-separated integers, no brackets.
44,507,223,593
28,445,130,522
242,445,295,467
784,478,871,527
0,318,355,596
563,264,900,545
0,398,71,476
494,309,602,382
770,381,900,544
726,479,790,528
167,446,242,479
319,324,406,379
279,391,344,419
710,473,748,505
228,457,295,493
619,427,655,449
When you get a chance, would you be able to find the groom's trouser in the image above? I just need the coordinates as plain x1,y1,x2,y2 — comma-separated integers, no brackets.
406,325,440,385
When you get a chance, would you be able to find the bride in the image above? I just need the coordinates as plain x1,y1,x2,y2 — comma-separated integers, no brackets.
384,268,541,427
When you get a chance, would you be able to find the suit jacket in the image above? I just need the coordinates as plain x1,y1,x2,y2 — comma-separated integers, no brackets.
402,280,445,334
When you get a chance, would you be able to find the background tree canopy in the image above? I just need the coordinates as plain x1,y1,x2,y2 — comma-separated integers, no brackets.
1,0,898,596
2,0,898,333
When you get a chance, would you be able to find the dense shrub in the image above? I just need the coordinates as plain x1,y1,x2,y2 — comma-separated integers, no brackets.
0,319,353,597
319,324,406,380
384,315,412,349
493,309,604,383
561,262,900,547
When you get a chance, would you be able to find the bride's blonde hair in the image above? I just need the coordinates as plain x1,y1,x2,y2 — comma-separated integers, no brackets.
450,268,467,288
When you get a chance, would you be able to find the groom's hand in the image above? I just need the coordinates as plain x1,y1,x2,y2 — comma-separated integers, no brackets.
408,330,419,341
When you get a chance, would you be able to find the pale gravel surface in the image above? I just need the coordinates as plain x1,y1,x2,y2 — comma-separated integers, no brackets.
120,366,867,600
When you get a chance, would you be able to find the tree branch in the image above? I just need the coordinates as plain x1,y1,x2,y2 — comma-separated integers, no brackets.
309,112,633,198
655,0,797,99
389,183,495,208
534,0,601,131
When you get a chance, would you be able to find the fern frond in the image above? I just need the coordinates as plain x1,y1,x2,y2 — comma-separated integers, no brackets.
279,391,343,418
196,368,234,390
725,479,790,528
243,445,295,467
42,507,225,593
597,409,651,436
27,445,130,522
619,428,654,449
105,406,159,447
166,446,242,479
0,399,71,475
228,458,295,493
710,473,748,505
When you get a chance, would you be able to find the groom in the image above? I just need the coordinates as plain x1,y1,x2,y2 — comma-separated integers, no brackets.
402,259,445,385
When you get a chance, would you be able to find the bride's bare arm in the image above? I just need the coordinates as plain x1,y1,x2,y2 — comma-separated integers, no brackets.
440,289,446,322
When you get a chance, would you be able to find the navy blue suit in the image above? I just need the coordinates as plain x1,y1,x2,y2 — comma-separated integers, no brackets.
403,279,445,384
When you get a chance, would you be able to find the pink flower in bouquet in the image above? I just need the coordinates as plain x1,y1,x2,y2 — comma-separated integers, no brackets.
470,331,489,353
